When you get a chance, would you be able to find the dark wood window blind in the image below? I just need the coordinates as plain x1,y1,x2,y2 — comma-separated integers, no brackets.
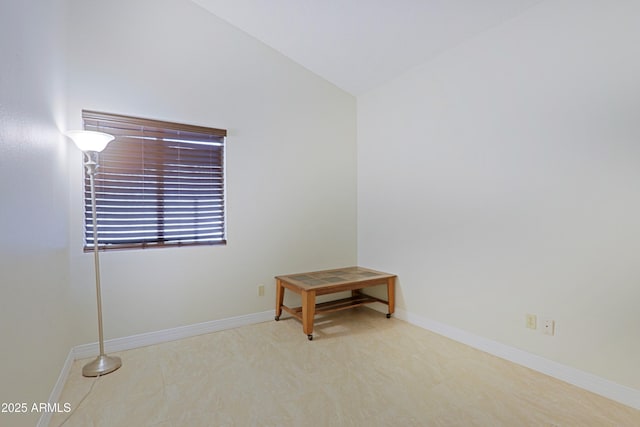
82,110,227,250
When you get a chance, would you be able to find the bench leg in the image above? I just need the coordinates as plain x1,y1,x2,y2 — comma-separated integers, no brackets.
275,279,284,320
302,290,316,340
387,277,395,318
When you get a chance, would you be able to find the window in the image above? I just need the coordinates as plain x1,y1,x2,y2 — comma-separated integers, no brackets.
82,110,227,250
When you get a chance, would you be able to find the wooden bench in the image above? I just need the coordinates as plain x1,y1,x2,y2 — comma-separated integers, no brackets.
275,266,396,340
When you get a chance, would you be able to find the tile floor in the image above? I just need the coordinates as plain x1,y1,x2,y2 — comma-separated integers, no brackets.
51,308,640,426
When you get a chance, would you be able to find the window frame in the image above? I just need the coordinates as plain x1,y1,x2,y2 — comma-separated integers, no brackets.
81,110,227,251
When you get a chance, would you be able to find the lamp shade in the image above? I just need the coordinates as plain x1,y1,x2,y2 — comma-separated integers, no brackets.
66,130,115,153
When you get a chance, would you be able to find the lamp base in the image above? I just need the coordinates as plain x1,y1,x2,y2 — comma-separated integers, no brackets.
82,354,122,377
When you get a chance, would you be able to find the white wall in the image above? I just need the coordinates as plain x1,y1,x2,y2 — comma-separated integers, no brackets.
65,0,357,342
358,0,640,389
0,1,73,426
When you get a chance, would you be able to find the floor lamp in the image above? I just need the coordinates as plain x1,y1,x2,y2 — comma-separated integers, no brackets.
67,130,122,377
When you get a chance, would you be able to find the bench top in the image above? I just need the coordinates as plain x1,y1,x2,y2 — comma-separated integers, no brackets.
275,266,396,291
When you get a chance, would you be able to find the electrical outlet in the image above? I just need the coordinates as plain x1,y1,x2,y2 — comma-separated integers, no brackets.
257,284,265,297
542,318,555,336
525,314,537,329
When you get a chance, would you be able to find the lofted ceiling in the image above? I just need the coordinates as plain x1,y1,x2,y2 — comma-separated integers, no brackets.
191,0,544,95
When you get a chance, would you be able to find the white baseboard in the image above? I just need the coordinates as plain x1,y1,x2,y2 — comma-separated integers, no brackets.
73,310,274,360
37,349,75,427
394,308,640,410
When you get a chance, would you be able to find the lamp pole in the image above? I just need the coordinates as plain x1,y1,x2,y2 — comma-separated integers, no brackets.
67,130,122,377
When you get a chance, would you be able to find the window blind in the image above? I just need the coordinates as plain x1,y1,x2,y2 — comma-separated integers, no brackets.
82,110,227,250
